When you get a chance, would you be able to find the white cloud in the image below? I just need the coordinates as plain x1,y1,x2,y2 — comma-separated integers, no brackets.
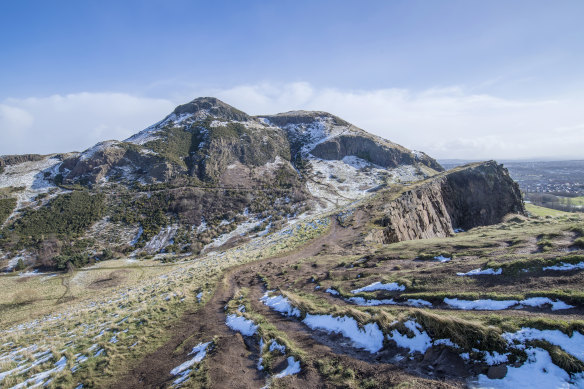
0,93,174,155
1,84,583,160
0,105,34,134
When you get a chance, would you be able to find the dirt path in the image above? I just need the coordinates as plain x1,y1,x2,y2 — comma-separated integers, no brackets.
115,218,465,388
114,218,350,389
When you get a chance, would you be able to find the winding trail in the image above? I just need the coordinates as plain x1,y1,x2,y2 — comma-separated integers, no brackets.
114,219,461,388
114,219,345,388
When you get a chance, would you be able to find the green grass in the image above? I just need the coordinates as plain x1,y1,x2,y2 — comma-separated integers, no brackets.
525,203,572,217
143,126,197,168
557,196,584,207
485,254,584,274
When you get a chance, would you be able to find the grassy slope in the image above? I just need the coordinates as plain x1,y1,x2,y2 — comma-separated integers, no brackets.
525,203,572,217
0,217,330,388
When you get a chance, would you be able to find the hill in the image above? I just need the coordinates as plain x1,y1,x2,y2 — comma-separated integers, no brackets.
3,98,583,389
0,97,443,271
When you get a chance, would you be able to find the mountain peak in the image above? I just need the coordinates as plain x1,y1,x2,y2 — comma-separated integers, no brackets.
172,97,250,121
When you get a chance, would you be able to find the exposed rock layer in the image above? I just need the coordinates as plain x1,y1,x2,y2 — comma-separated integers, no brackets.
376,161,525,243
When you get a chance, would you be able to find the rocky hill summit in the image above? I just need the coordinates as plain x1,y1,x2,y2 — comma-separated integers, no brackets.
0,97,524,274
58,97,442,190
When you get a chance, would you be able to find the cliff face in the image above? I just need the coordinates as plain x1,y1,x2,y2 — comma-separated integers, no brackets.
310,135,443,171
375,161,525,244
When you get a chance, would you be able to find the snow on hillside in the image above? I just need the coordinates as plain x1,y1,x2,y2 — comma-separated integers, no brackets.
271,115,358,155
0,156,64,220
79,140,121,161
0,157,60,192
125,112,195,145
305,156,421,212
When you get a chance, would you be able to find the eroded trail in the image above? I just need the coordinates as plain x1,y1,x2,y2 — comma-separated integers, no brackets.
116,218,463,389
115,219,348,388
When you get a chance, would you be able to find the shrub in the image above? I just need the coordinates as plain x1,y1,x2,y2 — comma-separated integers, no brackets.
0,197,17,225
573,237,584,249
11,191,105,238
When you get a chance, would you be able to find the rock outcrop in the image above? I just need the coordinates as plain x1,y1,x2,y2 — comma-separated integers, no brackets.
59,141,173,185
375,161,525,244
0,154,45,167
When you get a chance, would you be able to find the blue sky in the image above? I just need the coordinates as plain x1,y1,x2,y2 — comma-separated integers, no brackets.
1,0,583,159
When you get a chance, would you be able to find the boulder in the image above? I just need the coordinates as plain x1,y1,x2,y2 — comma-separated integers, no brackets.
487,364,508,379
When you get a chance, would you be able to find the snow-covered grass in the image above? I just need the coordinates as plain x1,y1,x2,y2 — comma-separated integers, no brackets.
142,225,178,254
350,281,405,294
306,156,423,209
302,314,384,353
0,215,330,387
0,157,60,192
274,356,301,378
474,348,584,389
202,216,269,252
543,262,584,271
170,341,211,385
0,156,65,221
504,328,584,362
483,351,509,365
434,255,451,262
225,314,258,336
444,298,519,311
259,293,301,317
457,268,502,276
347,296,432,308
444,297,574,311
387,320,432,354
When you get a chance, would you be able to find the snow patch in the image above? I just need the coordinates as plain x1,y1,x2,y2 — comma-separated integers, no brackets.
387,320,432,354
143,225,178,253
474,348,584,389
543,262,584,271
444,297,574,311
170,342,211,376
225,314,258,336
444,298,519,310
274,356,301,378
302,314,384,353
483,351,509,365
325,288,339,296
519,297,574,311
457,268,502,276
504,328,584,362
351,281,405,294
260,293,301,317
269,341,286,354
347,297,432,307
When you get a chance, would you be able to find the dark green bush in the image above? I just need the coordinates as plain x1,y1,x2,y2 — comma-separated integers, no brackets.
11,191,105,238
0,197,17,225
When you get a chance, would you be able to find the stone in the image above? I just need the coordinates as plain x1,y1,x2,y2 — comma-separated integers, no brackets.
487,364,508,379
